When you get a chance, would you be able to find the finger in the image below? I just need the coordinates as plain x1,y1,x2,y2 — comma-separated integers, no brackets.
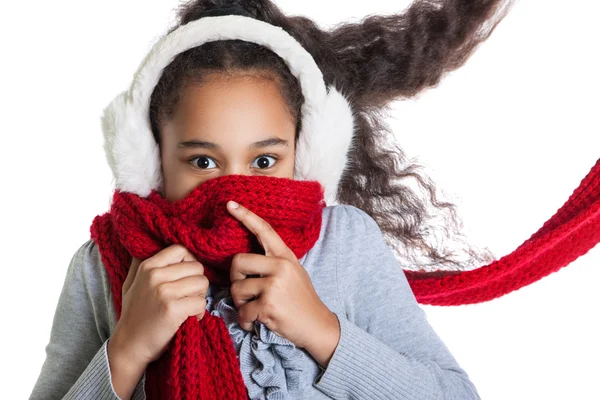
154,261,205,282
227,201,292,258
238,300,262,332
176,295,208,321
230,277,265,308
123,256,142,296
145,244,198,269
230,253,277,282
157,275,209,300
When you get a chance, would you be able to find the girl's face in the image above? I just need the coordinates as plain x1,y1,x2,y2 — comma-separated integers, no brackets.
159,73,297,201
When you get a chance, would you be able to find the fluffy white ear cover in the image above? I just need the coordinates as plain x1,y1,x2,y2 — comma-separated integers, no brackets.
101,91,162,197
101,15,355,202
294,88,355,205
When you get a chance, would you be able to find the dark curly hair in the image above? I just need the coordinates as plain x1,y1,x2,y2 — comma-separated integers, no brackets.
149,0,516,271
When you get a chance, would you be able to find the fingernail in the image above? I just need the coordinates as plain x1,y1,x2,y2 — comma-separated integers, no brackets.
229,201,239,209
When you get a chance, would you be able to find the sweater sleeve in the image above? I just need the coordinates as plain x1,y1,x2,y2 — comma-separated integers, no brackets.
313,206,480,400
28,240,146,400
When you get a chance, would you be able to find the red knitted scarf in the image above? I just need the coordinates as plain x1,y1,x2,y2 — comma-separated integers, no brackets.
406,158,600,305
89,159,600,396
90,175,325,400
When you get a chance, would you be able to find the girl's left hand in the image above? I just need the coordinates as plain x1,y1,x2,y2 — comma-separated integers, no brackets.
227,200,340,366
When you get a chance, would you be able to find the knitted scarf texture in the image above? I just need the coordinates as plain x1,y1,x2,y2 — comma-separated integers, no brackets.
90,175,325,399
406,158,600,305
89,159,599,398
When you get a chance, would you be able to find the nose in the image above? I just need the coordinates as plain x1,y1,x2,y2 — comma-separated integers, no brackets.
222,163,251,177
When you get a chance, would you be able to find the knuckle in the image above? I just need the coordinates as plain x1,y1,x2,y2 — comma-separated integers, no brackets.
171,243,194,259
230,280,240,297
262,319,273,329
196,275,209,292
261,297,276,316
232,253,245,266
170,243,186,252
147,268,162,286
174,245,187,256
258,220,271,235
233,298,243,309
267,276,281,289
139,260,153,273
199,274,209,289
183,247,197,258
156,283,170,300
277,258,289,270
195,261,205,275
230,254,239,270
230,283,245,303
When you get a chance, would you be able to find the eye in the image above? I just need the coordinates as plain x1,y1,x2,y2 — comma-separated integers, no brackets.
191,156,217,169
252,155,277,169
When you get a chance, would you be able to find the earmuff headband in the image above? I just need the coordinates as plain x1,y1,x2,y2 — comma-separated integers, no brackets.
101,15,355,204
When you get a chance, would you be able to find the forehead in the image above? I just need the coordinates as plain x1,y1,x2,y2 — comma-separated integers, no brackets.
167,74,296,144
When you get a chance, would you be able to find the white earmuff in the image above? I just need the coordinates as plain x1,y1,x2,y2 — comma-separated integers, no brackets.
101,15,354,204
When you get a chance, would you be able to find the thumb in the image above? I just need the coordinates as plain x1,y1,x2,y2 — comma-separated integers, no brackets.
122,256,142,297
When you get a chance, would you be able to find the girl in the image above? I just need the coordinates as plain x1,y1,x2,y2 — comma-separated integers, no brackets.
29,0,599,399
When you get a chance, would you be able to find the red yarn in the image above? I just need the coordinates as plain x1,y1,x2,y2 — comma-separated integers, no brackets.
406,158,600,305
90,175,325,400
88,158,600,396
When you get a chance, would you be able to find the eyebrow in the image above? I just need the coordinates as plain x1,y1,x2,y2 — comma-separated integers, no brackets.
177,137,289,150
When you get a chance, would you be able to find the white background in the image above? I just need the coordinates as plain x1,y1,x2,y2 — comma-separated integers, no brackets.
1,0,598,399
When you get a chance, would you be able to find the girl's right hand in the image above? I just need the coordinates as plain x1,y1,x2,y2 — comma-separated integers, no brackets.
109,244,209,368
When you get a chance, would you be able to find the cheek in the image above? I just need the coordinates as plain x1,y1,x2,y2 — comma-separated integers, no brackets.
160,151,197,201
282,154,296,179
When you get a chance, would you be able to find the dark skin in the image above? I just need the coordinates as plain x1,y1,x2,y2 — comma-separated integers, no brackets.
107,73,340,400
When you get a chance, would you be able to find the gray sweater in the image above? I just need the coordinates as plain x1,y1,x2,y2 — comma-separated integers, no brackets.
29,205,480,400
